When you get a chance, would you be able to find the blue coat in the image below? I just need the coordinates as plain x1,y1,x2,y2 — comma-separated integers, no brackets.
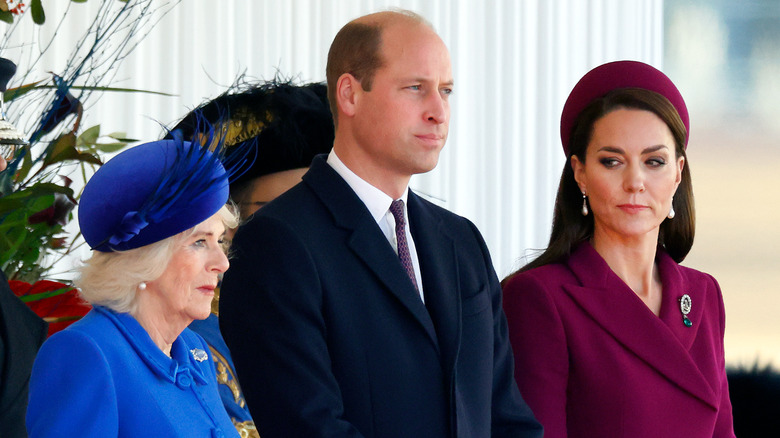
219,156,542,438
188,313,256,432
26,306,239,438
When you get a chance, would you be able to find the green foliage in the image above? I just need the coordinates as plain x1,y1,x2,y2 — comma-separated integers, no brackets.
1,0,85,25
29,0,44,24
1,125,134,281
0,10,13,24
5,84,174,104
1,0,173,282
0,191,57,280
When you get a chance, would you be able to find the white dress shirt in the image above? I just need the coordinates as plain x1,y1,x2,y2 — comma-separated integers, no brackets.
327,150,424,302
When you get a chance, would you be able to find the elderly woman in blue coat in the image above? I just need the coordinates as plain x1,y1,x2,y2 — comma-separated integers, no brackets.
26,135,241,438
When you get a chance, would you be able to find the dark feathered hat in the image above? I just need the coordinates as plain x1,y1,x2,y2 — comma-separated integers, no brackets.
168,78,334,196
560,60,689,155
78,132,229,252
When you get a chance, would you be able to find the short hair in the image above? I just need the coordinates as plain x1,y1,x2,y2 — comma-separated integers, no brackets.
76,206,237,314
325,10,429,127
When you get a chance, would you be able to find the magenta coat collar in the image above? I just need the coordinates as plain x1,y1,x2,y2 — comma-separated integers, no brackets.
563,242,718,409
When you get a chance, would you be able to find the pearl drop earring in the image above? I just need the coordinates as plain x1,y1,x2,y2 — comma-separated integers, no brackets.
667,197,675,219
581,193,588,216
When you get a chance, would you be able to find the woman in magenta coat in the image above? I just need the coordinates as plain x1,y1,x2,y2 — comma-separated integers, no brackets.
503,61,735,437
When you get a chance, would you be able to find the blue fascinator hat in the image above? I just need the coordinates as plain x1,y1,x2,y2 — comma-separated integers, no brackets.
78,132,229,252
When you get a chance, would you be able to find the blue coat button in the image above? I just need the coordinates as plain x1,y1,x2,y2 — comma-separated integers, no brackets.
176,372,192,388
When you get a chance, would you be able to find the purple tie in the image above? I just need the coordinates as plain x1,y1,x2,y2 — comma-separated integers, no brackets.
389,199,418,291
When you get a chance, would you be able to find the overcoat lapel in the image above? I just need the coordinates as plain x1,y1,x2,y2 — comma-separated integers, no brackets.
656,252,706,352
563,243,718,410
303,158,439,349
408,192,460,372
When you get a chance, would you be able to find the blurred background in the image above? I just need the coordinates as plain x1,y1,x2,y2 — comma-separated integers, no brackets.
1,0,778,367
665,0,780,367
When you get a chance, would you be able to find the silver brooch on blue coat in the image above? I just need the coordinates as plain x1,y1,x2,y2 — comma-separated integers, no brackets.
678,294,692,328
190,348,208,362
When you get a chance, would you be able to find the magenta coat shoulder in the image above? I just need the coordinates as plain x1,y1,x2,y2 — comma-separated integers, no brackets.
503,242,735,438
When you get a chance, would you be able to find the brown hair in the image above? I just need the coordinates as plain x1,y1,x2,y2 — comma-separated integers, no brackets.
325,10,429,127
505,88,695,281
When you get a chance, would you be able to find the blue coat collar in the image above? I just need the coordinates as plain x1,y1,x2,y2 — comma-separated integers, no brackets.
94,306,208,386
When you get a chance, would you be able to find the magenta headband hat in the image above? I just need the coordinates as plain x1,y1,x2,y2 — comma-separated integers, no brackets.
559,60,689,155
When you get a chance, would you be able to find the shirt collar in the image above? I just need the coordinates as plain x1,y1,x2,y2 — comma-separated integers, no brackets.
326,149,409,223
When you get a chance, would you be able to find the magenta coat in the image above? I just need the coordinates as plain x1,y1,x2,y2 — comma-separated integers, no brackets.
503,242,735,437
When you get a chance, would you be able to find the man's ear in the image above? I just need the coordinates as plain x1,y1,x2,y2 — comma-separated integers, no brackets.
336,73,360,118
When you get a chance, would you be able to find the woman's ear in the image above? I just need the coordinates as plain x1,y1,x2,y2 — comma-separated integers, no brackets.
571,155,586,193
675,155,685,187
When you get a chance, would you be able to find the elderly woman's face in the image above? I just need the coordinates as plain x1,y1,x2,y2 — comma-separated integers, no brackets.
145,213,229,323
572,108,684,241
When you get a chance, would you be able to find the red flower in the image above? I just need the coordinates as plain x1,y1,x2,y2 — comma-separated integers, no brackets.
9,279,91,337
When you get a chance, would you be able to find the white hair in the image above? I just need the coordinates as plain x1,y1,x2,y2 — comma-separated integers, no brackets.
76,206,238,313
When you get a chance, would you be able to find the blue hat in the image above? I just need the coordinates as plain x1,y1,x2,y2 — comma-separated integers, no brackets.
79,135,229,252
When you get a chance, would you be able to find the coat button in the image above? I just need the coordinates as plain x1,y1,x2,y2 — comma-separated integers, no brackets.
176,372,192,388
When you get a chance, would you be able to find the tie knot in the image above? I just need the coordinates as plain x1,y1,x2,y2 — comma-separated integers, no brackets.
389,199,405,226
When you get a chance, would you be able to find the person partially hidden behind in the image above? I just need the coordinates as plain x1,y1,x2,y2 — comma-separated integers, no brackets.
218,9,542,438
26,135,241,437
0,152,48,438
502,60,735,437
169,78,334,436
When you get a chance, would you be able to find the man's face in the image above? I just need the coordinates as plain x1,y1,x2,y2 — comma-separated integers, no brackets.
350,21,453,182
